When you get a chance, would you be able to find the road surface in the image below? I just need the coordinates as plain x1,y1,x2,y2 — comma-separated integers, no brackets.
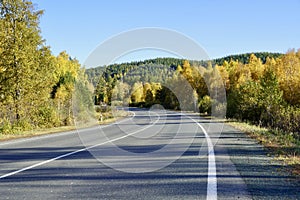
0,108,299,199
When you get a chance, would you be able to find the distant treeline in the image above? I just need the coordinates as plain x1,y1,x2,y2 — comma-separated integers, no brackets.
86,52,283,87
211,52,283,66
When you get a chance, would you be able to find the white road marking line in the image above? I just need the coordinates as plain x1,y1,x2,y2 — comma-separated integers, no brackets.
0,148,86,179
183,114,217,200
0,111,160,179
0,111,136,146
199,124,217,200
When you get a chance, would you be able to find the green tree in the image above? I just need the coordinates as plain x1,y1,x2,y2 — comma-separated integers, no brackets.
0,0,51,129
95,77,108,104
52,52,80,125
111,80,130,105
156,85,179,110
73,68,95,124
256,69,283,127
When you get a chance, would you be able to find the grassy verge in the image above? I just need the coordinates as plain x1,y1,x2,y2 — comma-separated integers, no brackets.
229,121,300,176
0,109,129,142
96,109,129,125
0,125,77,141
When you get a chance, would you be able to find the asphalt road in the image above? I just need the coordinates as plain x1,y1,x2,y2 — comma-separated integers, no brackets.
0,108,299,199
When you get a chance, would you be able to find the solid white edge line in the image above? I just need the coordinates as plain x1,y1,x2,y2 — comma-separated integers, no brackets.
182,113,217,200
0,110,161,179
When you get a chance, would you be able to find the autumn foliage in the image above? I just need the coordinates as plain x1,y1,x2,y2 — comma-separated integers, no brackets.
90,51,300,141
0,0,93,133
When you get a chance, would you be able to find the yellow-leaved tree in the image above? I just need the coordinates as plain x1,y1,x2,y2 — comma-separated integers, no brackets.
275,49,300,105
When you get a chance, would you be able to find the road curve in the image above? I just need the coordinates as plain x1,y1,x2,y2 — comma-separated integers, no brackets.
0,108,299,199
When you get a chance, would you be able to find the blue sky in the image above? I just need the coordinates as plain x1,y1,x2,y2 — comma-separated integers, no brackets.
32,0,300,67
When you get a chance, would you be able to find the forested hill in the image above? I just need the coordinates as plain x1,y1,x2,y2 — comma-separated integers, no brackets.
212,52,282,66
85,52,282,87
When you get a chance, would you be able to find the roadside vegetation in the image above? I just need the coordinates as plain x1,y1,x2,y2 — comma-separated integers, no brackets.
0,0,95,136
0,109,129,141
229,121,300,175
0,107,128,141
94,106,129,125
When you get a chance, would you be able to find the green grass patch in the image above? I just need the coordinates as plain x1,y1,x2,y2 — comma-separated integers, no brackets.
0,126,77,141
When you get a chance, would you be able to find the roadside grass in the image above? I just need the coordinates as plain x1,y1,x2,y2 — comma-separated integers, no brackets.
0,109,129,142
96,109,129,125
0,125,77,141
229,121,300,176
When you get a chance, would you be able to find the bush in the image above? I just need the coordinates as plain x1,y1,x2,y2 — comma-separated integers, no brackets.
199,95,212,114
64,116,73,126
13,119,33,132
36,106,60,128
277,106,300,140
0,118,13,134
